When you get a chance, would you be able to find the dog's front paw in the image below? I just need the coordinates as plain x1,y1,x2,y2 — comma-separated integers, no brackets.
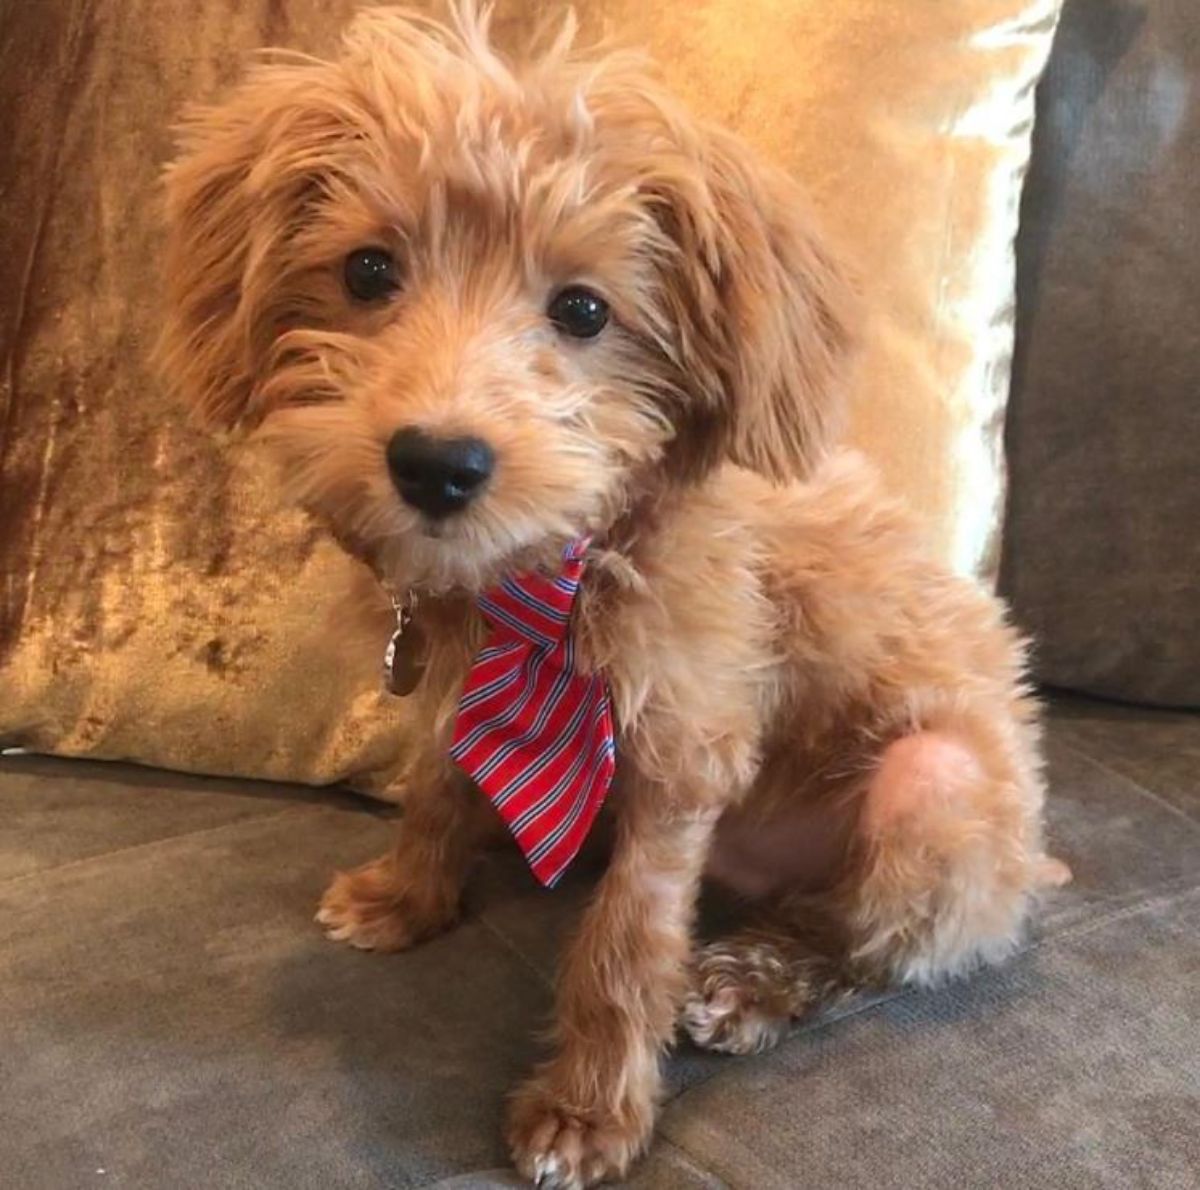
507,1072,652,1189
316,856,456,952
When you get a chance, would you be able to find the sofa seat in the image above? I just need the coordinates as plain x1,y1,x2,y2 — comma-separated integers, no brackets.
2,693,1197,1188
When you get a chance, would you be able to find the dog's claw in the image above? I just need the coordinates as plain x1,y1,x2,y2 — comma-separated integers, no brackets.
532,1153,563,1189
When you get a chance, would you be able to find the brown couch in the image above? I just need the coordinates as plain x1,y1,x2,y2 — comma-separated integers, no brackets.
2,2,1198,1187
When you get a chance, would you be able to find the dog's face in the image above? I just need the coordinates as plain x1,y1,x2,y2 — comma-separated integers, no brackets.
161,7,856,592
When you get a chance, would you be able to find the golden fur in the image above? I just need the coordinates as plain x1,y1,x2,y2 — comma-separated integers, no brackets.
160,6,1067,1186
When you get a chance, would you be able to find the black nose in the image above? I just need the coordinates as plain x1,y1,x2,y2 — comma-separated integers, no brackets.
386,428,495,518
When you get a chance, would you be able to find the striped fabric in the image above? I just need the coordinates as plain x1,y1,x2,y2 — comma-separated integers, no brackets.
450,539,616,887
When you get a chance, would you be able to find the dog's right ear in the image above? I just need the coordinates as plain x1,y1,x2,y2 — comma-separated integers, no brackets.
158,65,343,430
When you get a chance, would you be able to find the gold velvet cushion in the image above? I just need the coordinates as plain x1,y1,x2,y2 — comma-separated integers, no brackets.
0,0,1061,786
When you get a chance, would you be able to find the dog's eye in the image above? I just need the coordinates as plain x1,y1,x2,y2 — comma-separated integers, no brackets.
344,248,400,302
547,286,610,339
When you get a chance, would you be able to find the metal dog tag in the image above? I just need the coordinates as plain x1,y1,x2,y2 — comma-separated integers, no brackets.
383,593,426,697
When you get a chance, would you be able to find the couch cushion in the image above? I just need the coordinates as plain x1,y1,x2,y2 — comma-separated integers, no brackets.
0,0,1063,783
1002,0,1200,708
2,697,1197,1187
659,892,1200,1190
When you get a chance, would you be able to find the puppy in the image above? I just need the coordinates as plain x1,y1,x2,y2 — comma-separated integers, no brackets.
160,6,1067,1185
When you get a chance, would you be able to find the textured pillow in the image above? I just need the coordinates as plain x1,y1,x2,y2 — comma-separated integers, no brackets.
1002,0,1200,708
0,0,1062,786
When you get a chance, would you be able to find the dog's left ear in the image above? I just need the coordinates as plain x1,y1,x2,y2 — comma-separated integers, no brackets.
645,126,859,482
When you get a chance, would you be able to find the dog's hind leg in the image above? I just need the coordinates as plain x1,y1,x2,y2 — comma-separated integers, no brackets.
685,714,1068,1053
841,721,1067,986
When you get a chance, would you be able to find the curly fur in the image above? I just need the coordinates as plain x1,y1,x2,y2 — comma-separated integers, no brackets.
160,6,1067,1186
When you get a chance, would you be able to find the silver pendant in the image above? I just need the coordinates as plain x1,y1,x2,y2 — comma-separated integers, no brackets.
382,591,426,696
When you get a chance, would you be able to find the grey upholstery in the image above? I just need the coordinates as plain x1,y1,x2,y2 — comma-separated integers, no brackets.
1002,0,1200,708
3,695,1198,1188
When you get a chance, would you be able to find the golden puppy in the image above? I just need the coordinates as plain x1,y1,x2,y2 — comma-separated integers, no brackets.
160,5,1067,1185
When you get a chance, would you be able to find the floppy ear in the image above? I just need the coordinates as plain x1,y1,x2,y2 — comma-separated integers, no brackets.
158,64,347,430
647,126,859,481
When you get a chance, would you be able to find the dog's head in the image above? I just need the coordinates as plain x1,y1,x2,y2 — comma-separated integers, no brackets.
160,4,858,591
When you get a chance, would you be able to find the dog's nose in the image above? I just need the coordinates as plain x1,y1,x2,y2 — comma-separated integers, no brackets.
386,428,495,517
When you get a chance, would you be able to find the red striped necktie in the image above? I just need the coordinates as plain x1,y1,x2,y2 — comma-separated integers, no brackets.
450,538,616,887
